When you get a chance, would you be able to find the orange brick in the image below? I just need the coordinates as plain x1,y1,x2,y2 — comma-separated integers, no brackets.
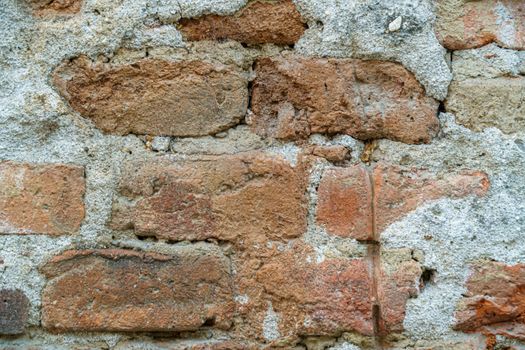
0,161,85,235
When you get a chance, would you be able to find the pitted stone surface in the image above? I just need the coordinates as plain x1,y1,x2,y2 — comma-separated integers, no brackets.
446,45,525,134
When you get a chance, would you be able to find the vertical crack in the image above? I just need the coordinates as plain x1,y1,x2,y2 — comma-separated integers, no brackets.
366,165,385,349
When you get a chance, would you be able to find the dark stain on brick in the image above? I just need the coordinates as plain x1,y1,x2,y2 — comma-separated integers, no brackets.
0,289,30,335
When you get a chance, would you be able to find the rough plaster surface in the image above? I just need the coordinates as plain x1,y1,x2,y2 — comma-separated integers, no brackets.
376,114,525,339
0,0,524,349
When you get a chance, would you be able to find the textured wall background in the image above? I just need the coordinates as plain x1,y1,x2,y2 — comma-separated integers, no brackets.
0,0,524,349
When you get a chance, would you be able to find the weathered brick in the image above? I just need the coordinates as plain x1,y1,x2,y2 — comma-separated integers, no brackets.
316,165,373,240
250,56,439,144
233,243,421,340
435,0,525,50
0,344,120,350
110,153,307,245
378,249,423,335
455,260,525,341
178,0,306,45
373,164,490,233
445,77,525,134
0,161,85,235
28,0,82,16
316,163,488,239
41,248,234,332
243,242,375,338
53,56,248,137
0,289,29,335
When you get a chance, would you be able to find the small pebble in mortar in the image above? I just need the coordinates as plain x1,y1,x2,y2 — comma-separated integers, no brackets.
388,16,402,32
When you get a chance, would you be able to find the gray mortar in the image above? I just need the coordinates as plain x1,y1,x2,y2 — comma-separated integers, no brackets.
375,113,525,345
0,0,524,348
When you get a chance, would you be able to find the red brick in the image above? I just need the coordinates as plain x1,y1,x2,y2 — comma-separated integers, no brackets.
0,289,29,335
53,56,248,137
250,56,439,144
373,164,489,232
435,0,525,50
0,161,85,235
28,0,82,16
232,243,422,340
41,248,234,332
316,163,488,239
178,0,306,45
110,153,307,245
241,242,375,338
316,165,373,240
455,261,525,341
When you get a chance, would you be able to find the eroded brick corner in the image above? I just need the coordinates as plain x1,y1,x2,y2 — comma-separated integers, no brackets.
28,0,83,16
455,260,525,342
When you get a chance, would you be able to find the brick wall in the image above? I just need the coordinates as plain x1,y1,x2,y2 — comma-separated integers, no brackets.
0,0,524,349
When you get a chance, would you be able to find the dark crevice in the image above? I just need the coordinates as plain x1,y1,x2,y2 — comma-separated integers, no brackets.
135,235,159,242
246,60,258,113
419,268,436,291
164,238,232,247
357,239,379,245
372,303,382,339
438,101,446,115
202,317,216,327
